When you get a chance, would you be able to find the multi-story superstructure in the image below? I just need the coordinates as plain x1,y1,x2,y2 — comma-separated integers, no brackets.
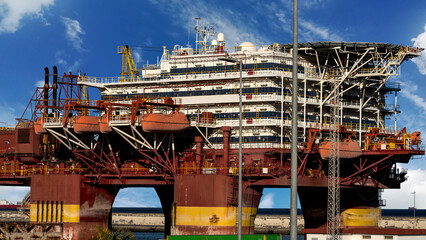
82,36,419,149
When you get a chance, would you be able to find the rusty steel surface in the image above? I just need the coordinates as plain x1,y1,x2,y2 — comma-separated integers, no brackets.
0,69,424,239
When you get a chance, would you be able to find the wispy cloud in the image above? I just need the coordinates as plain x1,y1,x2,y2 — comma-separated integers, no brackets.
254,0,343,42
259,193,274,208
300,20,343,42
148,0,267,48
55,51,81,73
133,48,142,65
61,16,85,51
411,24,426,75
35,80,44,88
0,102,19,126
0,0,54,33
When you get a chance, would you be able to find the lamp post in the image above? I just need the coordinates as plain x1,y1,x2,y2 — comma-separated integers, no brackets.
290,0,298,240
412,190,416,217
219,57,243,240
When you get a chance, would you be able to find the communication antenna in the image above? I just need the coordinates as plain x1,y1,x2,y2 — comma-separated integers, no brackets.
327,77,341,240
194,18,215,54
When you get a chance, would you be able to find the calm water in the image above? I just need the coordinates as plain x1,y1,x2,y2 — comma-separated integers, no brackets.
133,232,304,240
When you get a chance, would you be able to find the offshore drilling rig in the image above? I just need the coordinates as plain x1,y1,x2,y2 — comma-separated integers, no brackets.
0,29,424,239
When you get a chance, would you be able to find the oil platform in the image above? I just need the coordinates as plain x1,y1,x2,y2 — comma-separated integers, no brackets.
0,25,424,240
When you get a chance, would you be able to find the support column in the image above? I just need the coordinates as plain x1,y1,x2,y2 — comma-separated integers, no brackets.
155,185,174,237
30,175,119,240
171,174,263,235
299,186,380,229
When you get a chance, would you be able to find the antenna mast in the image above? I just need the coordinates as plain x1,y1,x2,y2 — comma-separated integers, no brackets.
194,18,215,54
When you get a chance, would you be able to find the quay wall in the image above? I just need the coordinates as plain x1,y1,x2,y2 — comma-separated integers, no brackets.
111,212,426,234
1,211,425,234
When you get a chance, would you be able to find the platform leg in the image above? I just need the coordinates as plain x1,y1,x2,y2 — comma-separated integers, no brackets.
30,174,119,240
171,174,262,235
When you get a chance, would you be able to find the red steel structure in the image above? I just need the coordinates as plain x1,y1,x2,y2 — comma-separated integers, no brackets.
0,66,424,238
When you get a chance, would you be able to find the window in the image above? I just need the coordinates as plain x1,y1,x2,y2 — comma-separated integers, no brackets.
17,129,30,144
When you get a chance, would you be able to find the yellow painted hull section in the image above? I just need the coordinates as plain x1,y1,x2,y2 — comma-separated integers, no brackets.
341,207,380,227
30,203,80,223
174,206,257,227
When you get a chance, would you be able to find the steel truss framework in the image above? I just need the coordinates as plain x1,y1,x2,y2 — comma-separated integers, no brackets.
0,43,424,237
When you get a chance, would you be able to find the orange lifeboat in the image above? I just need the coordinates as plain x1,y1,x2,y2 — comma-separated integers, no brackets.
99,115,113,134
74,116,100,134
319,140,362,160
34,117,47,135
142,111,189,132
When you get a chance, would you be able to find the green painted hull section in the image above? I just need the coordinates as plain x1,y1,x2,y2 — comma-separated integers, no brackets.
168,234,281,240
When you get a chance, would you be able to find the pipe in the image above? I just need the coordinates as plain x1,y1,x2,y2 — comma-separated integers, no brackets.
53,66,58,108
222,126,231,168
44,67,49,108
195,136,203,174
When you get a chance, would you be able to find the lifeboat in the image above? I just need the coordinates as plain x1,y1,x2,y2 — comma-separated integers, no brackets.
142,112,189,132
73,116,100,134
34,117,47,135
99,114,113,134
319,140,362,160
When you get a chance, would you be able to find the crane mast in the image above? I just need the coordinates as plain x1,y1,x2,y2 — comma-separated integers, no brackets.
327,77,341,239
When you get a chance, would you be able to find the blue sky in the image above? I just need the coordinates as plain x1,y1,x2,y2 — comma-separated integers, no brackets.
0,0,425,209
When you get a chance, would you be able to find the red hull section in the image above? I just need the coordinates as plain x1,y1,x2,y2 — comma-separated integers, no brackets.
319,140,362,160
74,116,100,134
142,112,189,132
30,175,118,240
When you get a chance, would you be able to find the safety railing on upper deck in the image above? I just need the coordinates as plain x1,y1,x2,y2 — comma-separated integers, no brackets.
78,66,321,85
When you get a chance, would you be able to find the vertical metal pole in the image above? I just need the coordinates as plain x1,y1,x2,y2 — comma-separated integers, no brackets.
281,75,284,149
412,191,416,217
238,61,243,240
290,0,298,239
395,91,397,131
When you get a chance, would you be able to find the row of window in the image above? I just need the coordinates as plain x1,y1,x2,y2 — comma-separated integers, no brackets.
209,136,286,143
188,112,377,125
169,63,305,74
103,87,322,99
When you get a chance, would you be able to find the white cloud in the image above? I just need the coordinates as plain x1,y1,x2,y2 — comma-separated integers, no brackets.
400,80,426,113
148,0,267,48
61,16,85,51
0,186,29,204
300,20,343,42
256,0,343,42
411,24,426,75
0,0,54,33
133,49,142,65
113,188,161,207
383,168,426,209
259,193,274,208
35,80,44,88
